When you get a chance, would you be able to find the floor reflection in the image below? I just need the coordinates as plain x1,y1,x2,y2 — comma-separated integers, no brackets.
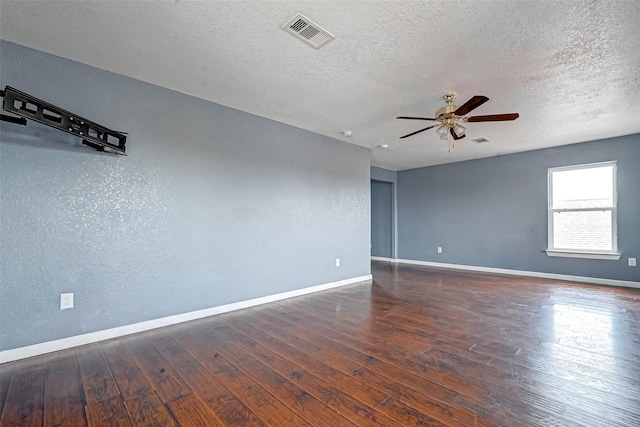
552,302,613,344
552,301,614,372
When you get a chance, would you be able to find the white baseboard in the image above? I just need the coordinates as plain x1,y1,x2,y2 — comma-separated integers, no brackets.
0,274,372,364
390,258,640,289
370,256,395,262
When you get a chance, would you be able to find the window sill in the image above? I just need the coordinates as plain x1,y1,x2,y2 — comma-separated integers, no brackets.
545,250,621,261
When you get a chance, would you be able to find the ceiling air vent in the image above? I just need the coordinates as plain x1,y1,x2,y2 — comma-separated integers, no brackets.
472,137,491,144
281,13,335,49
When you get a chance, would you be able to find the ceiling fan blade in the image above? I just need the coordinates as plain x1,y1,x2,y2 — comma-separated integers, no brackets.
454,95,489,116
396,116,437,121
466,113,519,122
399,125,437,139
450,127,465,141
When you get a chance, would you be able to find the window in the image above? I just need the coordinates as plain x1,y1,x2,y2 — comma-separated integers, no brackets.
546,162,620,260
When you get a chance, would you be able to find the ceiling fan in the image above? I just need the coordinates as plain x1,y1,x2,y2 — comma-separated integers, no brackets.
396,93,519,142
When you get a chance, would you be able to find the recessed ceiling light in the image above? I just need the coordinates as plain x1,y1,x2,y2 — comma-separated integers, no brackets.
342,130,353,137
377,144,389,149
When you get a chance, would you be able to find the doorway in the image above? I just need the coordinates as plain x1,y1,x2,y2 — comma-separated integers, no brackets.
371,180,393,258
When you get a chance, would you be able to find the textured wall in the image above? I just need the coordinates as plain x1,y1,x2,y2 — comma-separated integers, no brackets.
0,41,371,351
371,180,392,258
371,166,398,183
398,134,640,282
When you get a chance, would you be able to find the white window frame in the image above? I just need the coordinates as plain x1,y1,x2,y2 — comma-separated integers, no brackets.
546,161,620,260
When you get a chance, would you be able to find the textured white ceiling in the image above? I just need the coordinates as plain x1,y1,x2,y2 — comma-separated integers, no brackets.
1,1,639,170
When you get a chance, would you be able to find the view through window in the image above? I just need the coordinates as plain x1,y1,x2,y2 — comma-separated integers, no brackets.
548,162,617,253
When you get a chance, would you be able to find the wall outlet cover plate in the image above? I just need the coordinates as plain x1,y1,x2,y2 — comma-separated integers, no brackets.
60,293,74,310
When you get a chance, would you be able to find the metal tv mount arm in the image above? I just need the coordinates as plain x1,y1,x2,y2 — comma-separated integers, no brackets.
1,86,127,154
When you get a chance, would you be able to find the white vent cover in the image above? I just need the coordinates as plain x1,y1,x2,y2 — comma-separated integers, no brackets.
472,137,491,144
281,13,335,49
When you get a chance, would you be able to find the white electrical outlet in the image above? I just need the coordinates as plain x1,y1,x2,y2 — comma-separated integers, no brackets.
629,258,637,267
437,247,443,254
60,293,74,310
335,258,341,267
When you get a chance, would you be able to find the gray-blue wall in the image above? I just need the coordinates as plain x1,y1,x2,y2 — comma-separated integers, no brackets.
398,134,640,282
371,166,397,183
0,41,371,351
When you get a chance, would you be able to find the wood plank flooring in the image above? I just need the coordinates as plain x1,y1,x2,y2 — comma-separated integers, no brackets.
1,262,639,426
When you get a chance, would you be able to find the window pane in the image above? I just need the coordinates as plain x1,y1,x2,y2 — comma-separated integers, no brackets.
553,211,612,251
552,165,613,209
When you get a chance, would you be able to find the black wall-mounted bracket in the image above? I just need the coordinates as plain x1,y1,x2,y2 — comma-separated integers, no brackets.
1,86,127,155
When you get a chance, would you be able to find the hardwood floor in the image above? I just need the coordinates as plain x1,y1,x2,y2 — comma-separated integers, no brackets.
1,262,639,426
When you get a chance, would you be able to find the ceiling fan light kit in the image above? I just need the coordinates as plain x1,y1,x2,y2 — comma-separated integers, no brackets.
396,92,519,150
453,123,466,137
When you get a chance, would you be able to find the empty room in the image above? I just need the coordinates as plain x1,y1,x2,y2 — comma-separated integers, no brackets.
1,1,639,426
